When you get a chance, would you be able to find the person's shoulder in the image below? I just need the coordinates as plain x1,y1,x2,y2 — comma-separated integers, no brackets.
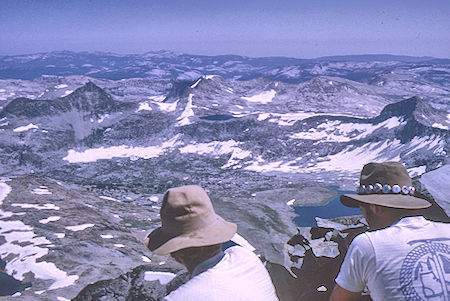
225,245,260,261
163,275,213,301
349,232,375,253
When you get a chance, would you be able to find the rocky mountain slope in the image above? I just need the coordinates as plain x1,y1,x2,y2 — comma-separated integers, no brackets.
0,81,448,187
0,52,448,299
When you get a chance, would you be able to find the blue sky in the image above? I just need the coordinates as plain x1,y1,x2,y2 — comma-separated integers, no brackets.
1,0,449,58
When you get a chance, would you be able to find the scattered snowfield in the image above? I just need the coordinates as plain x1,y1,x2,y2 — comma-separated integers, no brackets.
153,99,178,112
432,122,449,130
144,271,176,285
0,182,79,290
11,203,60,210
190,78,202,88
137,102,152,112
100,234,113,239
268,112,318,126
97,114,110,123
257,113,271,121
99,195,121,202
177,94,196,126
286,199,296,206
13,123,39,132
63,135,181,163
55,233,65,239
245,159,301,173
39,216,61,224
149,195,159,202
31,187,52,195
148,95,166,102
312,140,403,172
290,117,404,142
114,244,125,248
142,256,152,263
205,75,217,79
57,297,71,301
403,135,446,156
55,84,68,89
407,166,427,177
63,90,73,96
179,140,252,169
242,89,276,104
65,223,95,231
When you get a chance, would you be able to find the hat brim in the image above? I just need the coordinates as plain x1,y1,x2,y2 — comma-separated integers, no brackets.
145,215,237,255
340,194,431,209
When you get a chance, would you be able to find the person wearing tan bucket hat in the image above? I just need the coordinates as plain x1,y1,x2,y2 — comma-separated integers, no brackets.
330,162,450,301
145,185,279,301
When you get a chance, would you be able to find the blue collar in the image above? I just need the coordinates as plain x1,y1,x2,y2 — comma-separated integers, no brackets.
191,250,225,278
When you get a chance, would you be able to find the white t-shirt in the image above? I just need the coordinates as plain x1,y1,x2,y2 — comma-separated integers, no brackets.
336,216,450,301
163,246,279,301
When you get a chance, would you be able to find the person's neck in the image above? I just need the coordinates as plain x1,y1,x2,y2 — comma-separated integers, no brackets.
186,249,223,276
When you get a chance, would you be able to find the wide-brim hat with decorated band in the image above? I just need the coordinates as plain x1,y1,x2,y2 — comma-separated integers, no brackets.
145,185,237,255
340,161,431,209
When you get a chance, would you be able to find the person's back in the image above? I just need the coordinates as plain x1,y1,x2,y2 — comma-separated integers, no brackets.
164,245,278,301
330,162,450,301
144,185,279,301
338,216,450,300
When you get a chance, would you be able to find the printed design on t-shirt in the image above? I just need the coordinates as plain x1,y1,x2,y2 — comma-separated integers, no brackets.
400,238,450,301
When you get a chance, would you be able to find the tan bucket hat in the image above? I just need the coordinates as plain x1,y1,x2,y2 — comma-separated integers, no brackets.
340,162,431,209
145,185,237,255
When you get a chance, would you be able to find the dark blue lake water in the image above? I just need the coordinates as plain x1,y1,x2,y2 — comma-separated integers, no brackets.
293,187,361,227
0,258,31,296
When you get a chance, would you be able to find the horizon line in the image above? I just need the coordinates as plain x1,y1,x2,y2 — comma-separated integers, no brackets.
0,49,448,61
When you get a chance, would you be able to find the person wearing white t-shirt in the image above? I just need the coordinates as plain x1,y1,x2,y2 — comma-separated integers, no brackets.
330,162,450,301
144,185,279,301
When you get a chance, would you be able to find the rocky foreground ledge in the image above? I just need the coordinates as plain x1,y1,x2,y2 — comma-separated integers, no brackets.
0,165,448,300
73,165,450,301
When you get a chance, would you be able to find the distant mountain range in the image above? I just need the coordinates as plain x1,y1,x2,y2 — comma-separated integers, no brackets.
1,51,449,85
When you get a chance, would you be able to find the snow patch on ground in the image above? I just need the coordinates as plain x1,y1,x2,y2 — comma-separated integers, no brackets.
179,140,251,169
148,95,165,102
11,203,60,210
154,99,178,112
290,117,404,142
31,187,52,195
142,256,152,263
0,182,79,290
65,223,95,231
144,271,176,285
137,102,152,112
13,123,39,132
312,140,403,172
97,114,109,123
432,122,449,130
55,84,68,89
63,135,181,163
242,89,276,104
407,166,427,177
177,94,196,126
99,195,121,202
39,216,61,224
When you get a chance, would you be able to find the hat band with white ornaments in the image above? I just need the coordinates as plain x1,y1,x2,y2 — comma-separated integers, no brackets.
357,184,415,195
